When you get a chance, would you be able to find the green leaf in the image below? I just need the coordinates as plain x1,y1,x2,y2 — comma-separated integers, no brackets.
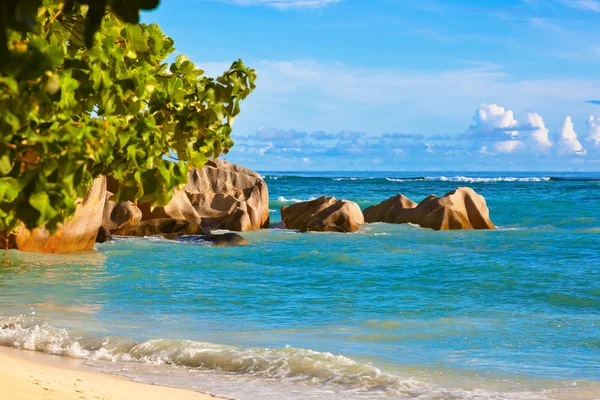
125,24,149,52
0,76,18,93
29,192,58,225
0,155,13,175
165,77,183,95
0,178,19,202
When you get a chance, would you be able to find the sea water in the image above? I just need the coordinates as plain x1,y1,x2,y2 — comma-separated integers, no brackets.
1,171,599,399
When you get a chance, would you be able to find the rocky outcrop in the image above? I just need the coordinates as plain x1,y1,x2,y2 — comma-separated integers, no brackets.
1,177,108,253
363,187,495,230
102,194,142,231
280,196,364,233
111,160,269,232
111,219,208,238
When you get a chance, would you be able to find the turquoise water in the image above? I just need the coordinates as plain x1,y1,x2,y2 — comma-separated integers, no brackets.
1,172,599,399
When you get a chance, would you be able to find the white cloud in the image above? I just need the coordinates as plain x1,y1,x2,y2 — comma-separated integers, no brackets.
586,116,600,145
563,0,600,12
495,140,524,154
218,0,341,9
479,146,494,156
525,113,552,153
468,103,519,139
259,142,274,155
557,116,586,155
196,59,600,136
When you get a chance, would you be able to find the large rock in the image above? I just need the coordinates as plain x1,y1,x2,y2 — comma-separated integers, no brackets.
138,160,269,232
363,187,495,230
363,194,417,224
280,196,364,233
1,177,107,253
102,191,142,231
111,219,208,238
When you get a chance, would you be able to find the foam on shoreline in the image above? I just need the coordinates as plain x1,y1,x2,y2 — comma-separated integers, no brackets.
1,320,596,400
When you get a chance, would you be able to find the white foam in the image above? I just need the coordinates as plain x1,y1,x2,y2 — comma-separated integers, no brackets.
276,196,317,203
425,176,551,183
332,177,373,181
0,320,556,400
385,178,405,182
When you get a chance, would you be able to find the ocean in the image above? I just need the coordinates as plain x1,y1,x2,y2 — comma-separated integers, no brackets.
1,171,599,399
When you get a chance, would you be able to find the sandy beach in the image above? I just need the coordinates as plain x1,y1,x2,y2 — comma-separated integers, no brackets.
0,347,225,400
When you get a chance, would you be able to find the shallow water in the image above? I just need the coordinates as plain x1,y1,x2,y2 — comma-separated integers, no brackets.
1,171,599,399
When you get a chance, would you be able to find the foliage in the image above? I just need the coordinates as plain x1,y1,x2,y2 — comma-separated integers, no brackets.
0,1,256,233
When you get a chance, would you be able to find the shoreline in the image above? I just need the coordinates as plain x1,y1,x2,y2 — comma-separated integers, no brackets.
0,346,227,400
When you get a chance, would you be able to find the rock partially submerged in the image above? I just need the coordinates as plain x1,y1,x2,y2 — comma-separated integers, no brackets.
110,219,248,247
177,233,249,247
362,194,417,224
111,218,208,238
1,177,107,253
363,187,495,230
281,196,364,233
95,226,112,243
138,160,269,232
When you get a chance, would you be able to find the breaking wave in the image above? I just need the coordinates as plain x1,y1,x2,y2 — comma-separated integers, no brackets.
275,196,318,203
0,320,552,400
261,175,600,184
424,176,552,183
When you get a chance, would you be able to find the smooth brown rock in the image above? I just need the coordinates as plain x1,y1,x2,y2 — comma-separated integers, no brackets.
96,226,112,243
177,233,249,247
1,177,107,253
139,160,269,232
363,187,495,230
102,191,142,231
280,196,364,233
363,194,417,224
111,218,208,237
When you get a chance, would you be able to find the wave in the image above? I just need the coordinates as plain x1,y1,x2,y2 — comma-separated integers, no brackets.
385,177,425,182
275,196,317,203
425,176,551,183
386,176,551,183
332,177,373,181
263,174,600,184
0,320,552,399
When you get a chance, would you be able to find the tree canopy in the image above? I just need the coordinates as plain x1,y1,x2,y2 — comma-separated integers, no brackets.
0,1,256,234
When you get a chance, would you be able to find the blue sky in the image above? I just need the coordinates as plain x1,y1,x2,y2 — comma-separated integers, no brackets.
144,0,600,171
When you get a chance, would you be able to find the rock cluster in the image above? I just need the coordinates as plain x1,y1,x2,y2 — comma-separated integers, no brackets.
2,156,497,254
137,160,269,232
97,159,269,244
1,161,266,253
363,187,495,230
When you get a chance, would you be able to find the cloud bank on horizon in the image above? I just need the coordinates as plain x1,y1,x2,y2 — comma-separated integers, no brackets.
145,0,600,170
224,103,600,171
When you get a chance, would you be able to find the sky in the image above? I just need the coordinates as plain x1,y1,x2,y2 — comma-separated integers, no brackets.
144,0,600,171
